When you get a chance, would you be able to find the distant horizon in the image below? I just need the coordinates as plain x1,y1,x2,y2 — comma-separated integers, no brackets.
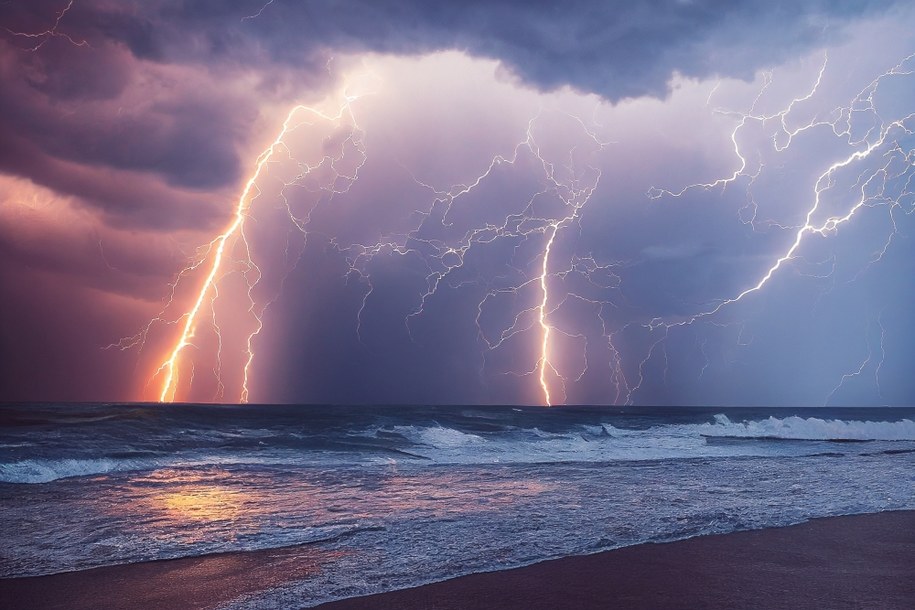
4,401,913,411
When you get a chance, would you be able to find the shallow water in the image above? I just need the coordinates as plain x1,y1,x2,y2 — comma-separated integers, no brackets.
1,404,913,607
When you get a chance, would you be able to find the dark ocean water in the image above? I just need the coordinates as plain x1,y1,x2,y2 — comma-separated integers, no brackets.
1,404,914,608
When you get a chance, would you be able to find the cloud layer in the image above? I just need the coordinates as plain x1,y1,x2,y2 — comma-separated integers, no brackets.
0,1,912,405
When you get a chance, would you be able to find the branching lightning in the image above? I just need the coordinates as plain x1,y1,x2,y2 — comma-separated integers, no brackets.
333,107,611,406
114,41,913,407
117,79,370,402
639,50,915,405
153,106,304,402
2,0,89,51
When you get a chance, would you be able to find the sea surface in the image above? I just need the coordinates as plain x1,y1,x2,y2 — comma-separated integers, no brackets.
1,404,914,608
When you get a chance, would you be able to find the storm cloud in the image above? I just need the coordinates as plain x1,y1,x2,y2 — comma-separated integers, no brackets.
0,0,913,405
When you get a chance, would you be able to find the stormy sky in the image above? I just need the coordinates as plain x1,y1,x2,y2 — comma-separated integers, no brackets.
1,0,913,406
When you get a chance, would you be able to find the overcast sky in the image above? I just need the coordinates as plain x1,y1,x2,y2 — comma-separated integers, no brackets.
1,0,913,406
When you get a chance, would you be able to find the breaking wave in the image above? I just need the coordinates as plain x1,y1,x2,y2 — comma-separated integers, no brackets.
3,407,914,483
0,458,157,484
695,414,915,441
392,425,486,448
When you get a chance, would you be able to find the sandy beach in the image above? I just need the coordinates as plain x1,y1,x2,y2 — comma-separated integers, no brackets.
1,510,912,609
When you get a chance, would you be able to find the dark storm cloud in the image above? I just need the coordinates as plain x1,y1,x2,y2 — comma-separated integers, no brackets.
138,0,898,99
0,9,256,232
0,0,898,230
93,0,894,100
0,126,227,230
0,36,258,227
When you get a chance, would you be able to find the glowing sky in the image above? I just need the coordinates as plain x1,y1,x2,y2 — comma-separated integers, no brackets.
1,0,913,406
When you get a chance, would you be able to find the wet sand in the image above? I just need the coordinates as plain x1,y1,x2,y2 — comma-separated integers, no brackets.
2,511,913,609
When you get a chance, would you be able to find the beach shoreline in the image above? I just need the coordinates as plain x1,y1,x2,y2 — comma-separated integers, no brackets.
2,510,913,609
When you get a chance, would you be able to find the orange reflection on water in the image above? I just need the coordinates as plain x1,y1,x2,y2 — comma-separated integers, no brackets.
160,486,242,523
120,468,299,544
116,466,559,545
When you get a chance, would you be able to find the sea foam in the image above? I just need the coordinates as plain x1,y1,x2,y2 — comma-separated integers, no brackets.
695,414,915,441
0,458,134,484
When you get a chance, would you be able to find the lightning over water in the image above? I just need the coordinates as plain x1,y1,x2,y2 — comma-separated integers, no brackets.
636,50,915,405
145,91,371,403
118,44,914,407
3,4,915,609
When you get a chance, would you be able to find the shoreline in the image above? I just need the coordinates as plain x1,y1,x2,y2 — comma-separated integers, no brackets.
2,510,913,609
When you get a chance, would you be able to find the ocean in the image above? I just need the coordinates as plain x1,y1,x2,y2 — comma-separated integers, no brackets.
1,404,914,608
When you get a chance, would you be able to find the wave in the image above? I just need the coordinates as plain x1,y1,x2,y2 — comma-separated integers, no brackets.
390,425,487,448
3,413,914,483
693,414,915,441
0,458,158,484
374,415,915,464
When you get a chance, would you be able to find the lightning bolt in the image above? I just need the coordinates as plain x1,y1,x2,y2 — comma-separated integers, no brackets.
2,0,89,51
241,0,276,22
122,74,371,403
537,225,557,406
825,310,888,406
637,50,915,405
116,45,912,407
151,106,303,402
647,54,828,201
302,101,611,406
388,111,608,405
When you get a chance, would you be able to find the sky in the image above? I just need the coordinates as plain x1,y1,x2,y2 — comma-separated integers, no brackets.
0,0,913,406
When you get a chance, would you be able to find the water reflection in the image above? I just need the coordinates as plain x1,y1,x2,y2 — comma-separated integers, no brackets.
112,465,557,549
133,470,249,521
160,486,241,522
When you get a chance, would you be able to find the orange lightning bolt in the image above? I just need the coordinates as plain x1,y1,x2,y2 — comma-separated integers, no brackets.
151,84,371,403
153,107,302,402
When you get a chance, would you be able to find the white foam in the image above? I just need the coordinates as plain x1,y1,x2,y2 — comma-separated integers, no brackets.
0,454,283,484
375,416,915,465
696,414,915,441
392,425,486,448
6,416,913,483
0,458,130,484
